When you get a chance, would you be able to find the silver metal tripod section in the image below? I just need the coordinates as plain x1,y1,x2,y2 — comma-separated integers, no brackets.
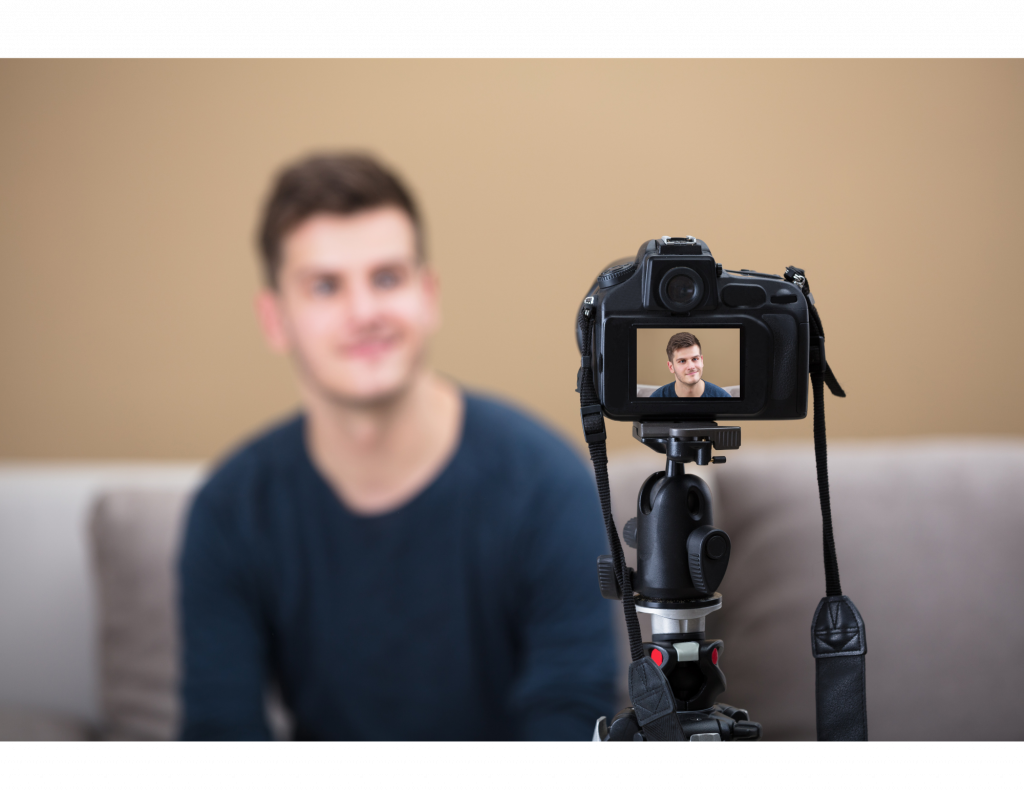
636,592,722,635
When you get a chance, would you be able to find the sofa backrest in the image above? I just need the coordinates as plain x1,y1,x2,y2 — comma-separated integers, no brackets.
609,439,1024,740
8,440,1023,740
0,464,203,727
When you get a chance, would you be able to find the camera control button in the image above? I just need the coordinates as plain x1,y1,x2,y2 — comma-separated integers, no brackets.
706,535,727,560
722,283,766,308
771,290,799,304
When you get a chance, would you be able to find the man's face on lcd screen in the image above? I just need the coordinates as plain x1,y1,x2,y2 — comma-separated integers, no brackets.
256,206,439,406
668,345,704,386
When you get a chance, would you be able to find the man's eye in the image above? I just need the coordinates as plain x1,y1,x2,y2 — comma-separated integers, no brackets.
312,278,337,296
373,270,402,289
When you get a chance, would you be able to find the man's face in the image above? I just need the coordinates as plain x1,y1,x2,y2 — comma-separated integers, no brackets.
667,345,704,386
257,207,439,407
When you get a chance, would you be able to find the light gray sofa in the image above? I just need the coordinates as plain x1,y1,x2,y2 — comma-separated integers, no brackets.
2,439,1022,740
636,385,740,398
0,464,204,741
610,439,1024,740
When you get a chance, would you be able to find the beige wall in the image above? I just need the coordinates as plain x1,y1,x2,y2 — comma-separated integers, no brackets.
1,60,1022,460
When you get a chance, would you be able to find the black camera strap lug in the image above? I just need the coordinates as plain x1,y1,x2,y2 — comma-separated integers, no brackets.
788,267,846,398
579,404,606,444
575,355,592,394
810,336,826,373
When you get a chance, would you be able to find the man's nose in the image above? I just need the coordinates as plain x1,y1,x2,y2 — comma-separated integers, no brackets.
344,280,385,326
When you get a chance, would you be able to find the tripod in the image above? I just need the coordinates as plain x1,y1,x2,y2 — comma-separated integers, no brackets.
595,422,761,741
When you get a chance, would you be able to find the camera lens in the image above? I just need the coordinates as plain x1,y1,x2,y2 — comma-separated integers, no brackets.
667,274,698,304
658,266,704,312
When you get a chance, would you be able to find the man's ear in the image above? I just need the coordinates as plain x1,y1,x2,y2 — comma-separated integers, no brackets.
256,288,290,353
666,359,673,371
420,264,442,333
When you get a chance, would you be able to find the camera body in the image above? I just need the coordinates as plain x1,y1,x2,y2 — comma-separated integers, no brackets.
577,236,813,421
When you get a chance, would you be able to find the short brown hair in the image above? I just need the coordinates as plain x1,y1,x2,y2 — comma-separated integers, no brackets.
257,152,423,287
667,332,701,360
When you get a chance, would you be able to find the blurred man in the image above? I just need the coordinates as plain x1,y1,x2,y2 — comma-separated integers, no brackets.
178,153,617,740
650,332,731,398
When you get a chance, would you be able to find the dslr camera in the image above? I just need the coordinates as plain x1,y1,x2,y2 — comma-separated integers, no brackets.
576,235,860,743
576,235,823,421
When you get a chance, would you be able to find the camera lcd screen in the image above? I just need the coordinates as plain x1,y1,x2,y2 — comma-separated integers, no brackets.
635,327,740,399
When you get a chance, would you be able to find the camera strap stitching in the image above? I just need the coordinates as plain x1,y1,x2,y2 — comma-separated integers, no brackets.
576,308,645,664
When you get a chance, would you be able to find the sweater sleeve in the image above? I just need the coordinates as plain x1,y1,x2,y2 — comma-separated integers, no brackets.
506,471,619,740
177,488,274,740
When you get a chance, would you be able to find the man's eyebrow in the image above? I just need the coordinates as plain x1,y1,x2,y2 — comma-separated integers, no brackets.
370,259,412,272
293,264,342,277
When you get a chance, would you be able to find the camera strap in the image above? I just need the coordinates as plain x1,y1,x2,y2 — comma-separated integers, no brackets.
787,267,869,741
580,305,697,740
576,306,646,666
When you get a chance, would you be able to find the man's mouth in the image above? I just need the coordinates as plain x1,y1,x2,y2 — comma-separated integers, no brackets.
340,337,398,359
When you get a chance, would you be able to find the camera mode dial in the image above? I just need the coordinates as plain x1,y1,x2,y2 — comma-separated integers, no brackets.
597,257,637,288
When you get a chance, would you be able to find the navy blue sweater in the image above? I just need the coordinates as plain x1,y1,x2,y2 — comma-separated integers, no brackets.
650,381,732,398
178,394,618,740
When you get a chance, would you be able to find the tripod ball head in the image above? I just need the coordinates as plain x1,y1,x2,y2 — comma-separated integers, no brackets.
634,468,730,602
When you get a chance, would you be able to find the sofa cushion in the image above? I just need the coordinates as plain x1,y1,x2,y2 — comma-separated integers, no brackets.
0,704,94,741
89,487,292,741
89,489,193,740
606,439,1024,739
710,439,1024,740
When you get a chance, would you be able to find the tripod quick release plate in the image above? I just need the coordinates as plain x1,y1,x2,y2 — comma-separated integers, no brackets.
632,422,740,465
632,422,741,450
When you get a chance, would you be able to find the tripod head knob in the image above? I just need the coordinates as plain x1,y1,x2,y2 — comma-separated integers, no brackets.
686,526,732,596
622,517,638,549
596,555,622,601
